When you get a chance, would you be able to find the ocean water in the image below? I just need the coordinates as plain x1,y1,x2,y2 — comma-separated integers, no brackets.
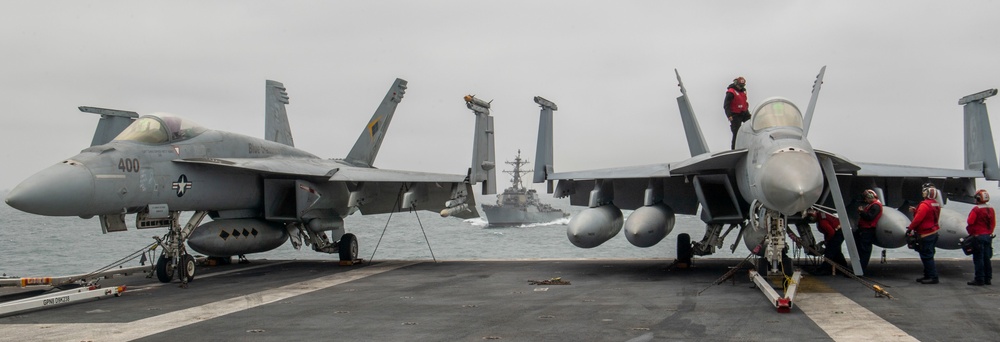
0,192,966,277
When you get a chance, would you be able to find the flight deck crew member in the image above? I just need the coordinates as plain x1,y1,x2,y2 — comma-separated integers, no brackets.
966,189,995,286
857,189,882,274
808,208,848,275
908,187,942,284
723,77,750,149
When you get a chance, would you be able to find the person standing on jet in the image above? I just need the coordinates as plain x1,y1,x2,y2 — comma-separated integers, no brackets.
908,187,942,284
856,189,882,274
723,76,750,149
966,189,995,286
808,208,848,275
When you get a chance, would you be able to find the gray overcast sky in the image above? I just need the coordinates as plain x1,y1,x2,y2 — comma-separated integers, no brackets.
3,1,1000,193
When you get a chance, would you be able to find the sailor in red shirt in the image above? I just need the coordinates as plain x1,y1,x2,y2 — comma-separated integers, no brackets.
808,208,848,275
723,77,749,149
966,189,995,286
856,189,882,274
908,187,941,284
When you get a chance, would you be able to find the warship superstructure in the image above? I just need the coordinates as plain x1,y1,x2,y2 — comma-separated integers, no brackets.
482,150,568,227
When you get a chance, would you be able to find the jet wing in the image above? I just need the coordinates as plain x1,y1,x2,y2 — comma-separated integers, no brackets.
814,150,861,173
175,157,340,177
174,157,466,182
547,150,748,181
548,163,672,180
326,167,467,183
853,162,982,178
813,149,977,177
174,157,477,218
668,149,746,175
542,152,746,215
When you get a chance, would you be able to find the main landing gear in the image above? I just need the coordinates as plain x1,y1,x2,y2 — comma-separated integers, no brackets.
153,211,208,285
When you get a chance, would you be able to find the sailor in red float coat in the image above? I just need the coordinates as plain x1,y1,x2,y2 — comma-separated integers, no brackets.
966,189,995,285
808,208,848,275
723,76,750,149
856,189,882,274
909,187,941,284
907,198,941,237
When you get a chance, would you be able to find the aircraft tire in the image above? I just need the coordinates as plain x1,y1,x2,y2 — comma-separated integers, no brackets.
156,254,175,283
756,251,793,277
677,233,692,264
339,233,358,262
180,254,196,282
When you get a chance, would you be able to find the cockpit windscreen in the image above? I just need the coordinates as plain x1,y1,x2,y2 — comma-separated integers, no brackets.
113,113,207,144
752,99,803,130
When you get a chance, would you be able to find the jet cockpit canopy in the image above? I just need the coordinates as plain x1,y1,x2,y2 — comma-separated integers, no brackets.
113,113,207,144
751,97,803,131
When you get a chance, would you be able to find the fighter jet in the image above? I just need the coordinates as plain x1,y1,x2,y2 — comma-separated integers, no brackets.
5,78,497,283
532,67,998,277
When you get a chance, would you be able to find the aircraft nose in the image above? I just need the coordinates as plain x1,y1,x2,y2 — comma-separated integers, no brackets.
759,152,824,216
6,161,95,216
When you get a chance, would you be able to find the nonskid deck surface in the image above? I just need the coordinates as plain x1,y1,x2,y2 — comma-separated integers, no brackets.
1,258,997,341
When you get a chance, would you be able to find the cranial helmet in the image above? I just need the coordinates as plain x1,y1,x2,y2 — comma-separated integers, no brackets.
922,187,938,200
975,189,990,203
863,189,878,200
734,76,746,85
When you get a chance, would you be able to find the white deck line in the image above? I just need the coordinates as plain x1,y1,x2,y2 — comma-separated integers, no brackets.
796,292,919,342
3,261,415,341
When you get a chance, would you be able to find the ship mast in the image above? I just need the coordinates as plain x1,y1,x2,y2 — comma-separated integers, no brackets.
504,149,530,191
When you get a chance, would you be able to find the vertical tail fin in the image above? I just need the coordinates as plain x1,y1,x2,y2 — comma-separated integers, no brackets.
801,66,826,137
960,89,999,180
345,78,408,167
674,69,709,156
533,96,557,185
78,106,139,146
265,80,294,146
464,95,496,195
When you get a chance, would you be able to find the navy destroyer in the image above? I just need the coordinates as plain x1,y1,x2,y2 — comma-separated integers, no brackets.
482,150,568,227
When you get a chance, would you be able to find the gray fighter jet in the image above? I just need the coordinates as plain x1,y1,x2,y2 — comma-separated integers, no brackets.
533,67,998,276
6,78,497,283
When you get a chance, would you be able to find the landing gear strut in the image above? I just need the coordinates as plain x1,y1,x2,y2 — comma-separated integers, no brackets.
745,201,803,312
153,211,208,284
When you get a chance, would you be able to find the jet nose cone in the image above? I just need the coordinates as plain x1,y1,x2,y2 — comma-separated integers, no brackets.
759,152,823,216
6,161,95,216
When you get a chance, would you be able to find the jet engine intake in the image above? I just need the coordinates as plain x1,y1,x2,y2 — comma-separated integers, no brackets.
567,204,623,248
623,203,675,247
188,219,289,257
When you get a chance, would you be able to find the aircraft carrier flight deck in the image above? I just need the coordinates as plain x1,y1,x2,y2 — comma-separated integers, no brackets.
2,257,998,341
